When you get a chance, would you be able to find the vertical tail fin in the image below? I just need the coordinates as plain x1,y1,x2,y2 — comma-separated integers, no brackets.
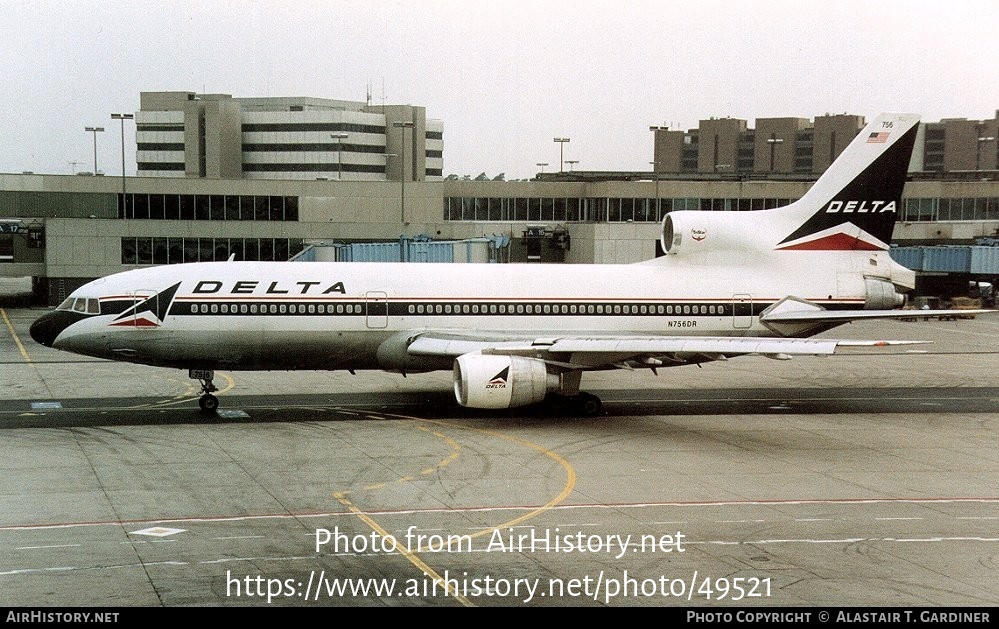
775,113,920,251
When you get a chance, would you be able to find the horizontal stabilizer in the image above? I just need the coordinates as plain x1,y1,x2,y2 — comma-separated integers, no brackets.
762,309,997,323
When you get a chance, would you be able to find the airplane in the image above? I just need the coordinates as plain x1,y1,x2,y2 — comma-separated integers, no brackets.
29,112,987,416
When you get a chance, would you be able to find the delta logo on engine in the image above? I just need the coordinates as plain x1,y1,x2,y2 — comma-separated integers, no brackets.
486,367,509,389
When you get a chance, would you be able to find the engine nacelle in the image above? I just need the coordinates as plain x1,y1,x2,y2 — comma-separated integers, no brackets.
864,277,906,309
453,354,559,409
660,211,760,258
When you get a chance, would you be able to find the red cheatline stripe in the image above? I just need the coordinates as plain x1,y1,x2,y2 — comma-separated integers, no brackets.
777,232,885,251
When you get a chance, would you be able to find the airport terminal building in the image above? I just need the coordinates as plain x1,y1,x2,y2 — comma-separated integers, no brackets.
1,94,997,305
135,92,444,181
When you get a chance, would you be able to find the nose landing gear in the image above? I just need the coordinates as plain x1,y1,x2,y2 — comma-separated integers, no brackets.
190,369,219,413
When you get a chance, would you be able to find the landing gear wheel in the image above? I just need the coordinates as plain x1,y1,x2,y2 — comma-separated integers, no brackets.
543,392,604,417
199,394,219,414
189,369,220,414
575,393,603,417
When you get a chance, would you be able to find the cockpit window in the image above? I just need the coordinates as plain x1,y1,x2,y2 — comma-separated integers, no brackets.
58,297,100,315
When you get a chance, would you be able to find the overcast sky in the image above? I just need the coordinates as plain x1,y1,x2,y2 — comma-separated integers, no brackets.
4,0,997,180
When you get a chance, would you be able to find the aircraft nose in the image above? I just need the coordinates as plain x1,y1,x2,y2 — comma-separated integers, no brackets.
29,311,78,348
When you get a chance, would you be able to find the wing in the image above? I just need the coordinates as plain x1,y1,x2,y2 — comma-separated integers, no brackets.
404,321,932,411
406,331,925,370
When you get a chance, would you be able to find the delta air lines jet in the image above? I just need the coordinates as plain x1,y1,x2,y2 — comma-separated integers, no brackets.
30,113,974,415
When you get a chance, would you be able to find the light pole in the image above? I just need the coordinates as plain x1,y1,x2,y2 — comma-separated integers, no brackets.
384,152,398,223
111,113,133,213
85,126,104,174
331,132,348,180
553,137,570,172
565,160,579,172
536,162,548,174
649,125,668,220
767,134,784,173
393,121,415,225
649,161,661,219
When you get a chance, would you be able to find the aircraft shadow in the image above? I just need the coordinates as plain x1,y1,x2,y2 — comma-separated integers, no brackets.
2,386,997,430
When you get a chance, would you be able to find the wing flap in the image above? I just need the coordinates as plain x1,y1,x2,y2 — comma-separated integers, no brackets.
546,336,841,355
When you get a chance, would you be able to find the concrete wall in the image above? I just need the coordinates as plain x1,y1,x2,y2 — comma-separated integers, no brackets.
697,118,747,173
754,118,808,174
812,114,865,173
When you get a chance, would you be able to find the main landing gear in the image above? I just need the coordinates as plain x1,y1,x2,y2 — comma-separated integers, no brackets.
189,369,219,413
575,392,604,417
544,392,604,417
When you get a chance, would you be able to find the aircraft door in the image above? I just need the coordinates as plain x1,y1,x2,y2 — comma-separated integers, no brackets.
732,294,753,329
365,291,388,329
124,290,158,328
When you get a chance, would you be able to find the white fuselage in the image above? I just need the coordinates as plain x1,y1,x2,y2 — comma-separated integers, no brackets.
48,249,884,372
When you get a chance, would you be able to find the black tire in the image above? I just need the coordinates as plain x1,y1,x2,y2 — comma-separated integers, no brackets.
199,394,219,413
577,393,603,417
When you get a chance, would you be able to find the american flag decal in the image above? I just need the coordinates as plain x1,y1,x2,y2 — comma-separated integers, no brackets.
867,131,890,143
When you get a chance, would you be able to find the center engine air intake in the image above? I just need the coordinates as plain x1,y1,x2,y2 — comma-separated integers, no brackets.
659,211,758,258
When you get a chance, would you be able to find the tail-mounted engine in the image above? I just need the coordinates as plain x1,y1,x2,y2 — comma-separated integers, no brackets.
660,211,759,258
453,354,559,409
